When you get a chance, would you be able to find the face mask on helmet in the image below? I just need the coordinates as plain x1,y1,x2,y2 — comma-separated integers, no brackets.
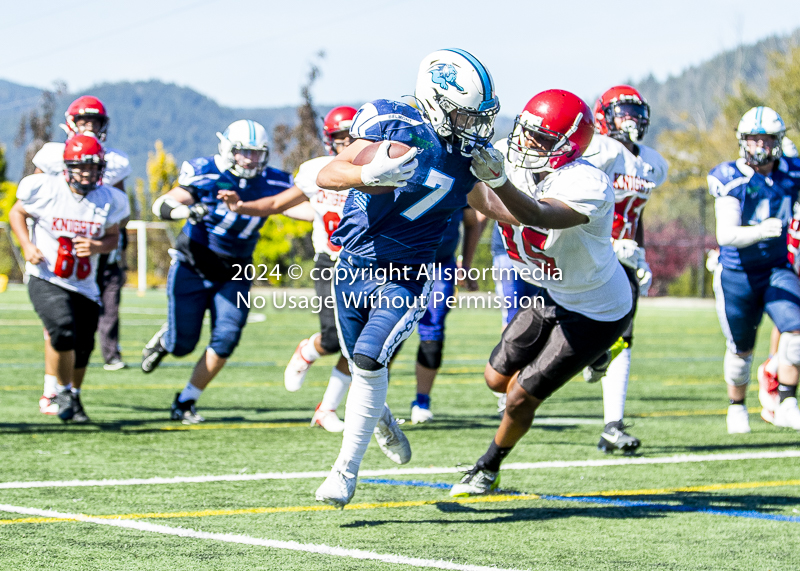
217,120,270,179
604,102,649,144
65,161,105,194
507,114,574,172
739,134,782,167
64,96,109,141
436,95,498,149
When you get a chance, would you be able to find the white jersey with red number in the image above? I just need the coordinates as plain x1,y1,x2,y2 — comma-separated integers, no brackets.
16,173,130,302
293,156,349,259
496,139,632,321
789,213,800,275
33,142,132,187
583,134,667,240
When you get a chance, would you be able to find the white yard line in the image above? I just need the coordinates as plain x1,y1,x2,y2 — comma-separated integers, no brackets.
0,504,528,571
2,450,799,490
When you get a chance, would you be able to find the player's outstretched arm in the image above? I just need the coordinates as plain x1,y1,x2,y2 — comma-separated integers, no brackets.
217,186,307,217
74,224,120,257
467,182,518,226
8,201,44,264
152,187,207,223
493,179,588,229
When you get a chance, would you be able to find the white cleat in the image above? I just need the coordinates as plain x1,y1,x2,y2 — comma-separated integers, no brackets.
774,397,800,430
39,394,58,415
726,404,751,434
284,337,315,392
315,467,357,508
450,465,499,497
374,404,411,464
410,404,434,424
310,404,345,433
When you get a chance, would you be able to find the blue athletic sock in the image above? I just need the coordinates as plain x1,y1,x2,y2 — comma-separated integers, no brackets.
414,393,430,408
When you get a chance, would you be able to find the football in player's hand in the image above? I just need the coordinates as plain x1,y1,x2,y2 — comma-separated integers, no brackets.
353,141,413,195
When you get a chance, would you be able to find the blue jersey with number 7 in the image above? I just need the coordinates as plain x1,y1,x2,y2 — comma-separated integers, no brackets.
331,99,478,265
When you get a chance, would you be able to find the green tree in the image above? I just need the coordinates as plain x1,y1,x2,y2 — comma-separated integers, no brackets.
0,144,7,184
768,43,800,140
133,140,179,222
15,82,67,177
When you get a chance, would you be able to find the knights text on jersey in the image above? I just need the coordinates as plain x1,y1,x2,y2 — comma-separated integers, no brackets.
498,149,631,321
583,134,668,240
330,99,477,265
177,156,293,266
33,142,132,187
708,157,800,272
16,173,130,302
294,155,349,259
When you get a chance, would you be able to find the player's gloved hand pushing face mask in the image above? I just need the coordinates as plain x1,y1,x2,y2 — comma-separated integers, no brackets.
470,146,507,188
360,141,418,188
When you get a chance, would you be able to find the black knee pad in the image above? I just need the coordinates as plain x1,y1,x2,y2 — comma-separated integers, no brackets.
417,340,444,369
48,327,76,352
353,353,383,371
319,329,340,354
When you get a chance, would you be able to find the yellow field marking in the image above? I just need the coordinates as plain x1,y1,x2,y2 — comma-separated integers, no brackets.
3,479,798,527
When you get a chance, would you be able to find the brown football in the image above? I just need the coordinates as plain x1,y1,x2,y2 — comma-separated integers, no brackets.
352,140,414,195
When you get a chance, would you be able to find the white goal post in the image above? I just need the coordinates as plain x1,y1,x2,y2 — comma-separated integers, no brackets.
125,221,176,295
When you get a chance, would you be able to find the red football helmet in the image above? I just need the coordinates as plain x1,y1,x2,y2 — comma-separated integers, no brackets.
65,95,109,140
507,90,594,172
63,134,106,194
323,106,357,155
593,85,650,143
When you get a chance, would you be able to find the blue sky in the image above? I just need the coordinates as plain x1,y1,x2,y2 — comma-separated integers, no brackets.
2,0,799,115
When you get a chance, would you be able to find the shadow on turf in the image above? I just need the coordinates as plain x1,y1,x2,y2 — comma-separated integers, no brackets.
341,492,800,527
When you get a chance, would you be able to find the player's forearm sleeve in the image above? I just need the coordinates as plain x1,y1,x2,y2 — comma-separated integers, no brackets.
715,196,766,248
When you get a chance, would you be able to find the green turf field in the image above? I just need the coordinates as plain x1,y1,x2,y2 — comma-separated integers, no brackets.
0,285,798,571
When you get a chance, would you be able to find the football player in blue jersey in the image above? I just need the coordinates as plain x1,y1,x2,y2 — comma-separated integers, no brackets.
708,107,800,433
410,206,484,424
141,120,304,423
312,48,516,507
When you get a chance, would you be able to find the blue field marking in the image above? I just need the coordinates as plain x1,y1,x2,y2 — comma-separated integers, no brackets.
361,479,800,522
544,495,800,523
360,478,453,490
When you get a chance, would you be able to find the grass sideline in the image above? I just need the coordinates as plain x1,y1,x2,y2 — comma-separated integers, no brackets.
0,285,798,571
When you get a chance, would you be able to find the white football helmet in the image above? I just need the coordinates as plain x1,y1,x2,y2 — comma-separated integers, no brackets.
415,48,500,155
216,120,270,178
737,107,785,166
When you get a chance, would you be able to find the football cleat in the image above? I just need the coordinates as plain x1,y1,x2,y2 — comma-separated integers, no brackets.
284,336,316,392
450,465,500,497
141,323,169,373
55,392,90,423
410,400,434,424
726,404,751,434
310,403,345,433
170,393,205,424
39,393,58,415
373,404,411,464
757,359,780,424
598,421,641,454
315,467,357,508
774,397,800,430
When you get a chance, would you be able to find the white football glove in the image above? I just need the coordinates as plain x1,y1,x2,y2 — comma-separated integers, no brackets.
613,239,641,270
470,147,507,188
756,217,784,241
636,249,652,297
360,141,418,188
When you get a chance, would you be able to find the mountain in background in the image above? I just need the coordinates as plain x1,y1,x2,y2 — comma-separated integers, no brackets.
0,28,797,182
634,29,800,140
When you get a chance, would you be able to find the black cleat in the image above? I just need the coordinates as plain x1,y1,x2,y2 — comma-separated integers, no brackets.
170,393,205,424
142,323,169,373
56,392,90,423
598,421,640,454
